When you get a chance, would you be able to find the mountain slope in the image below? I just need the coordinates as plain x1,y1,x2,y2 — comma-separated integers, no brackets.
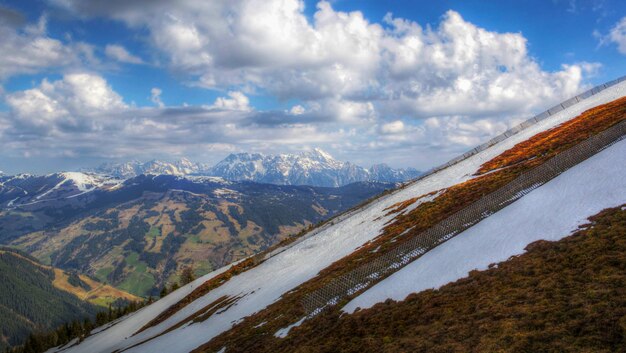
0,248,138,351
3,177,393,296
0,172,122,210
49,77,626,353
207,205,626,352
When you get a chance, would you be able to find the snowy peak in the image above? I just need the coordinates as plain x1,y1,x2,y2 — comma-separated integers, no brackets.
369,163,420,183
93,158,208,179
89,150,420,187
298,148,337,164
209,149,419,187
0,172,122,208
58,172,118,191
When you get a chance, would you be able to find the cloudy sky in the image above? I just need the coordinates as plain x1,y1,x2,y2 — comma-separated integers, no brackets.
0,0,625,174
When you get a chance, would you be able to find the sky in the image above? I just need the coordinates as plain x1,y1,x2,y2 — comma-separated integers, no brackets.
0,0,624,174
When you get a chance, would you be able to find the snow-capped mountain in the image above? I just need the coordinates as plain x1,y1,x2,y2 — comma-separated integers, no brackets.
89,149,420,187
0,172,122,208
47,77,626,353
208,148,420,187
93,158,209,179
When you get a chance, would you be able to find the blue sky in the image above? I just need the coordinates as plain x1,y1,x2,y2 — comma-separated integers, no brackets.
0,0,624,174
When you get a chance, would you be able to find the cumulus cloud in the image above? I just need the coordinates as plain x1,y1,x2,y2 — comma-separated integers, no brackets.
609,17,626,54
105,44,144,64
211,91,251,111
0,73,334,161
380,120,404,134
5,73,126,131
0,11,94,80
150,87,164,107
289,105,305,115
51,1,592,120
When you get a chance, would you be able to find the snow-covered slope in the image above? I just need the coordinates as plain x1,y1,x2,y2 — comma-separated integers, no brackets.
55,79,626,353
344,136,626,313
0,172,122,207
47,264,234,353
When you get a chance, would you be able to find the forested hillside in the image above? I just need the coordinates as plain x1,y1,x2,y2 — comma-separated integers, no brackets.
0,248,98,351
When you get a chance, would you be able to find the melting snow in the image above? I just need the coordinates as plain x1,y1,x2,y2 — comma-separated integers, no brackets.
274,317,306,338
343,137,626,312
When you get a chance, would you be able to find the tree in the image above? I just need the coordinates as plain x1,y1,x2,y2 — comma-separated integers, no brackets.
179,266,195,286
170,282,180,292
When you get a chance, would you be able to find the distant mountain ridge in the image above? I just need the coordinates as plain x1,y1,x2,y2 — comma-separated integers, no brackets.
0,172,394,297
91,158,209,179
91,148,420,187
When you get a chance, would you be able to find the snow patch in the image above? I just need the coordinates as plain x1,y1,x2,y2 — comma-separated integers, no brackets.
343,138,626,313
274,317,306,338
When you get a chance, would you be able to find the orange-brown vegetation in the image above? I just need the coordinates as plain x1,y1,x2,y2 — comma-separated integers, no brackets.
52,269,140,305
477,95,626,175
384,197,418,216
310,93,626,284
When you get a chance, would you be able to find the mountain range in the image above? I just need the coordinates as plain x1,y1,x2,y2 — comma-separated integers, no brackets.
0,171,394,298
90,148,421,187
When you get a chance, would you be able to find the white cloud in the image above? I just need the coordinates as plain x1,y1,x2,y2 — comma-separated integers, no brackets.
425,116,509,147
104,44,144,64
289,105,305,115
380,120,404,134
0,14,94,79
6,73,126,128
609,17,626,55
53,1,593,124
150,87,164,107
211,91,251,111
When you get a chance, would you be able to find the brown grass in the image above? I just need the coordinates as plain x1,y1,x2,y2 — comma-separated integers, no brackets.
52,269,141,305
477,95,626,175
